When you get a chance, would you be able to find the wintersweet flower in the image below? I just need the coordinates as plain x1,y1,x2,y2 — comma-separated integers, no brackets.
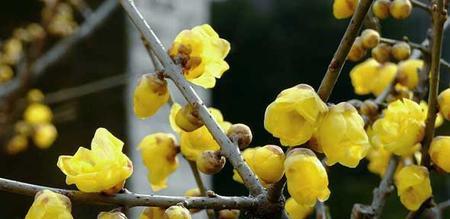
395,165,432,211
264,84,328,146
57,128,133,193
25,190,72,219
285,148,330,206
333,0,358,19
139,133,179,191
429,136,450,172
438,88,450,120
371,99,425,156
285,198,313,219
24,103,53,125
350,59,381,95
366,146,391,176
397,59,423,89
315,102,370,168
165,206,191,219
372,62,397,96
97,211,127,219
139,207,165,219
169,24,230,88
133,74,170,119
251,145,285,184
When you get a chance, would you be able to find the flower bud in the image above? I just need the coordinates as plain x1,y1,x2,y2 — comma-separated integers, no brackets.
372,0,391,19
27,23,45,40
196,150,226,175
371,43,391,63
348,37,367,62
392,42,411,61
438,88,450,120
25,190,72,219
27,89,45,102
227,123,253,149
333,0,358,19
429,136,450,172
24,103,53,125
164,206,191,219
360,29,380,49
285,148,330,206
33,123,58,149
98,211,128,219
15,120,32,136
0,64,13,83
395,165,432,211
218,209,240,219
285,198,313,219
390,0,412,20
6,134,28,155
397,59,422,89
140,207,165,219
133,74,170,119
251,145,285,184
175,104,203,132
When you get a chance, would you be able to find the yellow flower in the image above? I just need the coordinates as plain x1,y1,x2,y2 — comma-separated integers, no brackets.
97,211,127,219
333,0,359,19
350,59,380,95
6,134,28,155
372,63,397,96
179,106,231,161
315,103,370,168
0,64,13,83
24,103,53,125
133,74,170,119
139,133,179,191
397,59,423,89
139,207,165,219
429,136,450,172
366,146,391,176
395,165,432,211
264,84,328,146
285,148,330,206
57,128,133,193
251,145,285,184
371,99,425,156
285,198,313,219
169,24,230,89
175,104,203,132
25,190,72,219
33,123,58,149
164,206,191,219
438,88,450,120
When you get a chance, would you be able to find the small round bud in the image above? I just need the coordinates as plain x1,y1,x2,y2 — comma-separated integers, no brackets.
348,37,367,62
372,0,391,19
15,120,32,136
164,206,191,219
133,73,170,119
392,42,411,61
359,100,379,118
175,104,203,132
33,123,58,149
6,134,28,155
390,0,412,20
196,150,226,175
27,89,45,102
360,29,380,49
227,123,253,149
0,64,14,83
218,209,240,219
371,43,391,63
438,88,450,120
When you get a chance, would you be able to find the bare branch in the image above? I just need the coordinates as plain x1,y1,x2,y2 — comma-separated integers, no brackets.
187,161,216,219
318,0,375,101
411,0,432,13
120,0,265,196
0,177,256,209
379,37,429,54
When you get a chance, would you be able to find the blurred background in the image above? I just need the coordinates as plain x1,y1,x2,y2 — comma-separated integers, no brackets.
0,0,449,218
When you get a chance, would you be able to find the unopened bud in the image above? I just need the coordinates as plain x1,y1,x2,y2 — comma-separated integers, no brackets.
392,42,411,61
373,0,391,19
227,123,253,149
360,29,380,49
164,206,191,219
348,37,366,62
196,150,226,175
390,0,412,20
371,43,391,63
175,104,203,132
218,209,240,219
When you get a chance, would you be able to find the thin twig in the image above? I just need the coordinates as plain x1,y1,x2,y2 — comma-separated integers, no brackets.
317,0,375,101
187,161,216,219
379,37,429,54
0,177,256,209
120,0,265,197
316,201,331,219
411,0,432,13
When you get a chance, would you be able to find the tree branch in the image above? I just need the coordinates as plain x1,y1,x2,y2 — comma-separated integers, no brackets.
187,161,216,219
0,177,256,209
119,0,265,196
379,37,429,54
317,0,375,101
411,0,432,13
